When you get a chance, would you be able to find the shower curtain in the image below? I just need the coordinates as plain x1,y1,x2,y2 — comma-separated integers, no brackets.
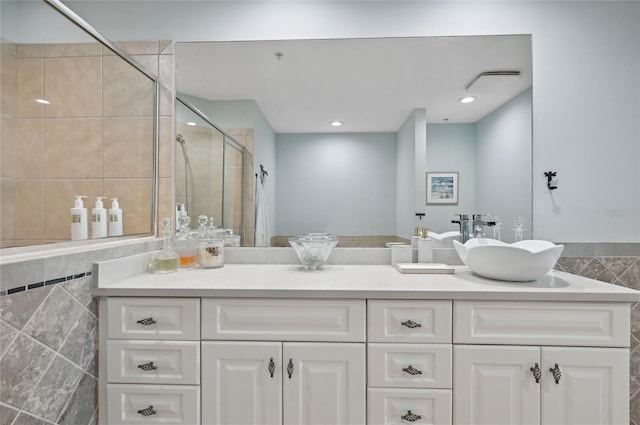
255,177,271,246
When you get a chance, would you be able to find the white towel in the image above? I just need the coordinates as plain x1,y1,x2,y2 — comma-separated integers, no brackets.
254,179,271,247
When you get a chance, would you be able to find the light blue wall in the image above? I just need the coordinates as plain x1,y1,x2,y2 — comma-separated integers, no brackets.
425,123,477,234
476,88,532,242
252,105,277,236
395,113,416,238
276,133,396,235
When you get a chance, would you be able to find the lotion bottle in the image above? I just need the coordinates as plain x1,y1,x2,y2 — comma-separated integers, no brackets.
70,195,88,240
108,198,123,236
91,196,108,239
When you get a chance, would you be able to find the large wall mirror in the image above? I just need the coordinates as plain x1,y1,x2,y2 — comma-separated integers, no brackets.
175,35,532,246
0,0,158,250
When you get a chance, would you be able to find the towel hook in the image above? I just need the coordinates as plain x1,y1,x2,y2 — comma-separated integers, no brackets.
544,171,558,190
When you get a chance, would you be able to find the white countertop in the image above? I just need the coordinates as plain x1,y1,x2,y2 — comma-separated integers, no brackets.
94,257,640,301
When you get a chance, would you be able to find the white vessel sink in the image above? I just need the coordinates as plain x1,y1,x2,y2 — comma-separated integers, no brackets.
453,238,564,282
428,231,461,248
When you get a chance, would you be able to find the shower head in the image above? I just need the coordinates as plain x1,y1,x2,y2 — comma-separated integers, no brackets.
176,134,186,144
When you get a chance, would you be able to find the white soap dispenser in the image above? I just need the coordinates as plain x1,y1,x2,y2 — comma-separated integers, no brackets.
70,195,88,240
108,198,123,236
91,196,108,239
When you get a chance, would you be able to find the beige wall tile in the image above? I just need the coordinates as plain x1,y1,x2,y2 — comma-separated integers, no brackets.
43,180,102,240
159,54,174,117
16,58,43,118
103,55,155,117
1,178,16,240
1,40,17,56
15,180,43,240
103,117,154,178
44,57,102,118
110,41,159,56
1,45,17,117
159,41,173,55
44,118,102,179
157,177,174,234
158,117,174,178
1,117,16,178
16,119,43,179
45,43,101,58
103,179,153,236
16,44,43,58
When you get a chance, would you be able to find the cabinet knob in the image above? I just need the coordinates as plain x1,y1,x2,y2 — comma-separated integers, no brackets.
402,365,423,376
401,410,422,421
549,363,562,384
530,363,541,383
287,358,294,379
137,361,158,371
268,357,275,378
401,320,422,329
136,317,156,326
137,405,157,416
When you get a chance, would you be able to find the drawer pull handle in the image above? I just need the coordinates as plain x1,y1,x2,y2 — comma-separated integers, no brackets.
287,359,294,379
401,320,422,328
137,406,157,416
401,410,422,421
268,357,275,378
137,362,158,371
530,363,541,383
402,365,423,375
549,363,562,384
136,317,156,326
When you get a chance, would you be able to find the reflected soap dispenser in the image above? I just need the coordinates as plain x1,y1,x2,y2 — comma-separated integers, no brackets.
70,195,88,241
108,198,123,236
91,196,108,239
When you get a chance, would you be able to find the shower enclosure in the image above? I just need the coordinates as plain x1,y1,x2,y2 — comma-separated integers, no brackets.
176,97,250,244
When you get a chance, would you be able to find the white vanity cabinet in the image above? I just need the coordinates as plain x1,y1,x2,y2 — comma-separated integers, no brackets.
200,298,367,425
367,300,453,425
453,301,630,425
103,297,201,424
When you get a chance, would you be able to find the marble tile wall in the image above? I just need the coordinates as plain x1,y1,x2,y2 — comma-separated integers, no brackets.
554,244,640,424
0,239,161,425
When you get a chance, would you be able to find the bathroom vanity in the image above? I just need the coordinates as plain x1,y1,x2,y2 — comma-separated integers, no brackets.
94,257,639,425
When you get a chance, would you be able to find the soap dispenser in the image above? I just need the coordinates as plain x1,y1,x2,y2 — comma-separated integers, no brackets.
108,198,123,236
91,196,108,239
70,195,88,240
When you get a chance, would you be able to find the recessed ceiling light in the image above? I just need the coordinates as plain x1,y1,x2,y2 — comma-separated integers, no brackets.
330,121,343,127
186,122,197,126
35,98,50,105
458,96,475,104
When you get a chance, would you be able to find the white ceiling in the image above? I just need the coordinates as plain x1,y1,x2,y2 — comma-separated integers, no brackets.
175,35,532,133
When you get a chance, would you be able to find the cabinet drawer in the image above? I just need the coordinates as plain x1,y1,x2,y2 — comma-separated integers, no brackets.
107,340,200,385
368,343,451,389
454,301,630,347
368,300,452,343
107,298,200,340
106,384,199,424
201,298,365,341
368,388,452,425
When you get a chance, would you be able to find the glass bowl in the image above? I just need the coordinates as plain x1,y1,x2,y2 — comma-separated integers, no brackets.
288,233,339,270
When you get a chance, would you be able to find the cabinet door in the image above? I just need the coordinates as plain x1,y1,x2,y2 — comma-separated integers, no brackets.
202,341,281,425
283,342,366,425
454,345,540,425
541,347,629,425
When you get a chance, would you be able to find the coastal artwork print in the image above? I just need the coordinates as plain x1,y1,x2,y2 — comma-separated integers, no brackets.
426,172,458,204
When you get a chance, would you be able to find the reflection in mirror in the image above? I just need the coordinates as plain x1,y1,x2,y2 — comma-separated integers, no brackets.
176,98,253,246
0,1,158,249
175,35,532,247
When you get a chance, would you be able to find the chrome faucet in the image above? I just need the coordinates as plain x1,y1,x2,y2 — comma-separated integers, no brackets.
472,214,496,238
452,214,470,243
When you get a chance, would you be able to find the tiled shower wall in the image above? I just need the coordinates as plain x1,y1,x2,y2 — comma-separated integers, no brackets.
0,39,175,248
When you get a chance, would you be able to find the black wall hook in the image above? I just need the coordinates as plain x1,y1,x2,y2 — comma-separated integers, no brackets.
544,171,558,190
415,212,425,220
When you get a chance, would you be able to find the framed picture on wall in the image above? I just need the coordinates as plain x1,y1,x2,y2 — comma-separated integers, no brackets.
426,172,458,205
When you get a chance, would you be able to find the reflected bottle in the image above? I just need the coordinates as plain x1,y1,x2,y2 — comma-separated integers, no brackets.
197,215,224,269
152,218,179,273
